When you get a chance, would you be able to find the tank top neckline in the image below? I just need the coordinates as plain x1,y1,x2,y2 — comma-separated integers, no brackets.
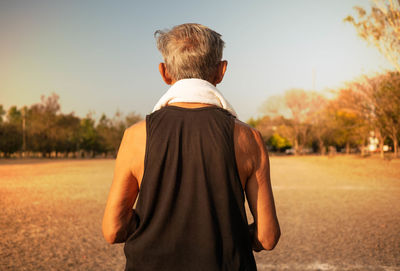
164,105,220,111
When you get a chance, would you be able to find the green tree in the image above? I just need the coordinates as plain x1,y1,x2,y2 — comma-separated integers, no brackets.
54,113,81,156
80,114,100,157
267,133,291,151
251,114,296,152
326,88,369,154
246,117,262,128
125,112,142,128
0,105,5,123
7,106,22,125
96,113,114,156
26,94,61,157
110,111,127,156
0,106,23,156
0,123,22,157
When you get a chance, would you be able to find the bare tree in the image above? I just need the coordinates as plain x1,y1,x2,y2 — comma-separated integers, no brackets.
285,89,316,154
261,89,314,154
307,93,329,154
352,72,400,157
345,0,400,72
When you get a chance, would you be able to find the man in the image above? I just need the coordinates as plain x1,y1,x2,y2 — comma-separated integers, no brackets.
102,23,280,271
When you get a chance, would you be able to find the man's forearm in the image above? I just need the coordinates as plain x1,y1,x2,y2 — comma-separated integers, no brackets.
248,223,265,252
103,208,137,244
112,209,137,243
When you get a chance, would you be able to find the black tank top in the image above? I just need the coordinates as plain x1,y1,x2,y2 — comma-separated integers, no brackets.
124,106,257,271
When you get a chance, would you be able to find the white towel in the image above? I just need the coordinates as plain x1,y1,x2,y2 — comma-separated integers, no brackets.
152,78,237,117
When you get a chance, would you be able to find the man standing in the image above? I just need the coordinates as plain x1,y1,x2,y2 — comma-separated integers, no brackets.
102,23,280,271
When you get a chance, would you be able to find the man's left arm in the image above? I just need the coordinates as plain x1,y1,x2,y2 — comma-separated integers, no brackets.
102,128,139,244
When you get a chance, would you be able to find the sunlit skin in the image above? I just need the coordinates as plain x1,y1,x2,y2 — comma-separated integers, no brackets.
102,61,281,251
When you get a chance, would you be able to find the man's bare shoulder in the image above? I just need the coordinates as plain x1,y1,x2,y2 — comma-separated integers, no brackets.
234,119,264,148
119,120,146,184
122,120,146,145
118,120,146,159
234,119,267,184
126,120,146,135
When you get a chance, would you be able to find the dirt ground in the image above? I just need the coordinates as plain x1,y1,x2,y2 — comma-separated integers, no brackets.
0,156,399,271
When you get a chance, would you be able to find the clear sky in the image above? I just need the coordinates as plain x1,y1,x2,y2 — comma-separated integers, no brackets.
0,0,393,121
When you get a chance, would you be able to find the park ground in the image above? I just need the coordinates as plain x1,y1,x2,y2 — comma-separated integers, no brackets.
0,156,399,271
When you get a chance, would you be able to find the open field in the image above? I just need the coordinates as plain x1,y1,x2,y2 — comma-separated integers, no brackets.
1,156,399,271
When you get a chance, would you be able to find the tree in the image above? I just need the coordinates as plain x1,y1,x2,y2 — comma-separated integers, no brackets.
96,113,115,156
267,133,292,152
113,111,142,155
261,89,315,154
305,93,331,154
0,105,5,123
248,114,293,152
275,119,297,152
54,113,81,156
246,117,262,128
373,72,400,156
27,93,61,157
284,89,317,154
351,72,400,157
0,106,23,156
0,95,144,158
345,0,400,72
0,123,22,156
7,106,22,125
250,116,274,142
327,88,370,154
80,114,100,157
96,111,142,157
125,112,142,127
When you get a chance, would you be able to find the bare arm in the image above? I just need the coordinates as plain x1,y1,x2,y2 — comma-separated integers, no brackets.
102,126,141,244
235,122,280,251
246,129,280,250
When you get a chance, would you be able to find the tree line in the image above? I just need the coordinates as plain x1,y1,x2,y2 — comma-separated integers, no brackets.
250,0,400,158
0,93,142,158
1,70,399,159
250,70,400,158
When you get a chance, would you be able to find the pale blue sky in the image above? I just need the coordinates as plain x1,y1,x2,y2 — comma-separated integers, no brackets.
0,0,393,121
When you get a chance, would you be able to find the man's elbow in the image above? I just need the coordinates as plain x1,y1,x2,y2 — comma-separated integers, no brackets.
259,227,281,250
102,227,118,244
102,223,125,244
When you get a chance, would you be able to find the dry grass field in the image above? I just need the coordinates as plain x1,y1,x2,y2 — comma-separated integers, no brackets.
0,156,399,271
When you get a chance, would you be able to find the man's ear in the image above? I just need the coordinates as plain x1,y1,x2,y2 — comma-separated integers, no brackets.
159,63,174,85
212,60,228,86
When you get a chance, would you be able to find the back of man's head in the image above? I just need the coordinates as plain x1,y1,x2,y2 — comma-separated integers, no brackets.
155,23,225,82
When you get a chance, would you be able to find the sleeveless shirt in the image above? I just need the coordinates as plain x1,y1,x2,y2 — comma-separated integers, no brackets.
124,106,257,271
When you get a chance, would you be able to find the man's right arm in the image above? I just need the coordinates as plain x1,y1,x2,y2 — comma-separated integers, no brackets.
234,121,280,251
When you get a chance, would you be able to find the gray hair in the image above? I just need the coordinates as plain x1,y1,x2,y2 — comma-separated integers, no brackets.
155,23,225,81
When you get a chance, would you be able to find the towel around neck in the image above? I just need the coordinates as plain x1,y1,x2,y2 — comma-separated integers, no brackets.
152,78,237,117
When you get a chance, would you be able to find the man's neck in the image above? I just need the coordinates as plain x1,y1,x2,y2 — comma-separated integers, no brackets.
168,102,214,108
